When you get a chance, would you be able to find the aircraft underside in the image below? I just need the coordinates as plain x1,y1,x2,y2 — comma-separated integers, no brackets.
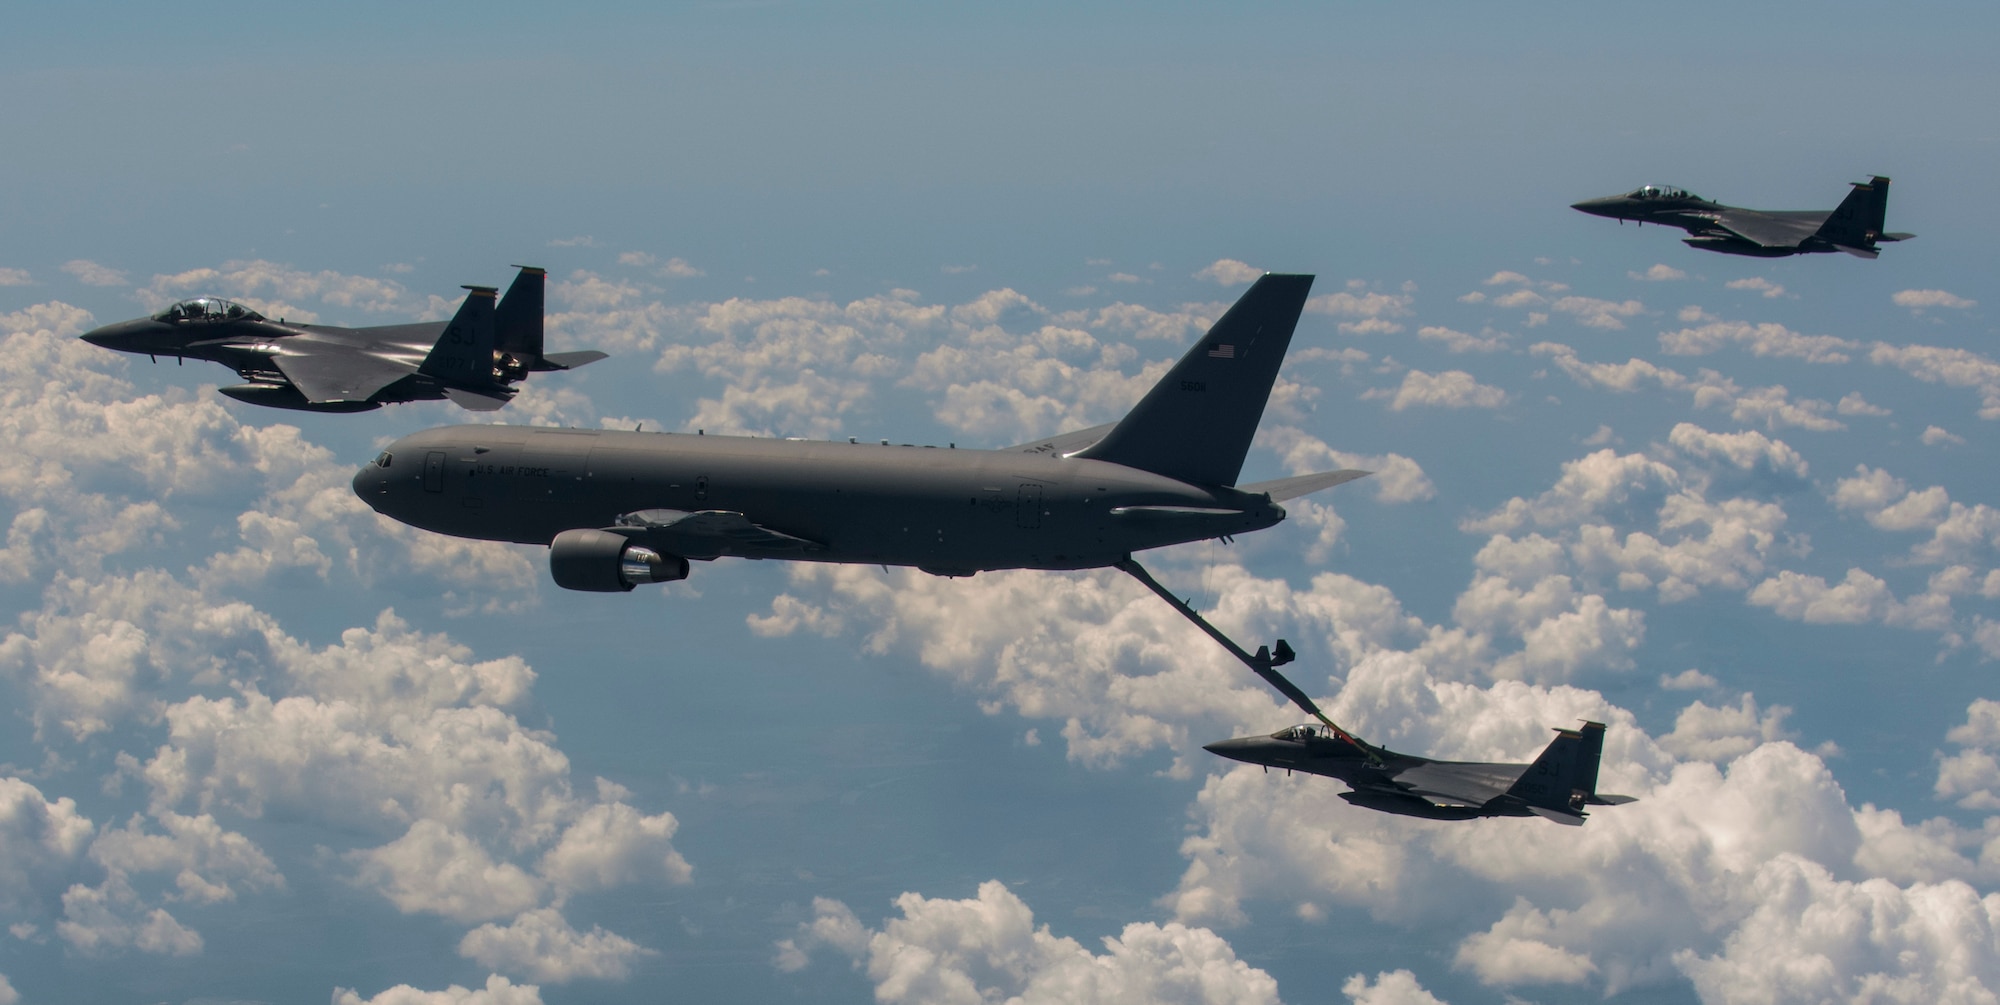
1680,236,1803,257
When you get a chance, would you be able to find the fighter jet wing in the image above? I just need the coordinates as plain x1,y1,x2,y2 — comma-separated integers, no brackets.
1005,422,1118,457
1380,760,1527,808
272,350,414,406
613,508,825,559
1705,209,1824,249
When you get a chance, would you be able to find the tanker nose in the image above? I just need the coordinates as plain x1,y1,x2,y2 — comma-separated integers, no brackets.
352,451,394,511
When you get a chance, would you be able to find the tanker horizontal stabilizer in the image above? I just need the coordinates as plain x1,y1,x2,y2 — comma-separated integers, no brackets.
1238,469,1372,502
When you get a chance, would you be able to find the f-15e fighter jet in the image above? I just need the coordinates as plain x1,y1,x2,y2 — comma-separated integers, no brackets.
80,266,605,412
354,273,1369,590
1205,720,1635,825
1571,176,1913,258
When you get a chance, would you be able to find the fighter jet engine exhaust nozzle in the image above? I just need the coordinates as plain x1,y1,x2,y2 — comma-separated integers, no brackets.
496,353,530,383
549,528,690,592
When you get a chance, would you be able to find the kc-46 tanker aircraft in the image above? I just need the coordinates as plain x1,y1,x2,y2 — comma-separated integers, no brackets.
1571,175,1913,258
355,274,1368,590
80,266,605,412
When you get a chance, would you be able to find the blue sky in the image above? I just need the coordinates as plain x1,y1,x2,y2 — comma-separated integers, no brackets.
3,3,2000,1003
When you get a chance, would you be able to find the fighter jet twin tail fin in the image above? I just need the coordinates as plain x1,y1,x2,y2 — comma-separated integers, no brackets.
1503,721,1636,825
419,267,606,410
492,265,609,373
420,285,505,408
1816,176,1916,258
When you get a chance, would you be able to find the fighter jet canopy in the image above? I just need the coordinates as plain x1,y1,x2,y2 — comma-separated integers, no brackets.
1630,185,1696,200
151,297,264,323
1273,723,1345,741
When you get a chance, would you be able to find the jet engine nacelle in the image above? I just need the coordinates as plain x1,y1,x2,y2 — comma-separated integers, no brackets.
549,528,690,592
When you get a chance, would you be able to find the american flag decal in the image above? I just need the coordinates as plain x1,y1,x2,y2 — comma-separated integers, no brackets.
1207,343,1235,358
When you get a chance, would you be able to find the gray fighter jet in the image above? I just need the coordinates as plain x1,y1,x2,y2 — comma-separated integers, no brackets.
1571,176,1913,258
353,274,1370,590
1205,720,1635,825
1124,566,1633,826
79,266,605,412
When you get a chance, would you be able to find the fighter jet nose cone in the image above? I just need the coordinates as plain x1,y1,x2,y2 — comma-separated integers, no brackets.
79,319,161,351
1202,737,1256,761
1570,198,1622,218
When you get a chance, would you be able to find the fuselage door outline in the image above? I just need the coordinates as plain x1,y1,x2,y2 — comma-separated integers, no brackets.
422,451,446,493
1016,483,1042,530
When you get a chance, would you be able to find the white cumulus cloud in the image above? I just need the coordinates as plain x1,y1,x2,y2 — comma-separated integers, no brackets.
1194,259,1263,285
62,260,129,287
1724,277,1786,298
1657,318,1854,363
780,881,1281,1005
1628,264,1685,282
333,974,544,1005
459,908,654,982
1363,370,1508,411
1893,289,1977,312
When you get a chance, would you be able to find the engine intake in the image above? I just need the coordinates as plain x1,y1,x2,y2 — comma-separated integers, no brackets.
549,528,690,592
